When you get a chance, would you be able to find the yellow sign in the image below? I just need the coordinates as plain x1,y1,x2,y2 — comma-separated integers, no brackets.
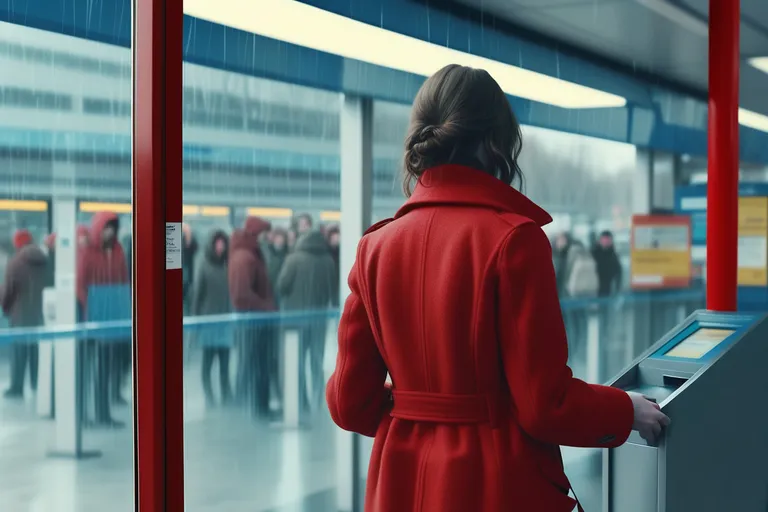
630,216,691,289
738,197,768,286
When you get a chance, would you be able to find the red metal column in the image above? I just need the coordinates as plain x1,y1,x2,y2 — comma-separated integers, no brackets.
706,0,740,312
133,0,184,510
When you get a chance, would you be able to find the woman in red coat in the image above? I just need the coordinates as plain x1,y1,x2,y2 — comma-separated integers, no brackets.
326,64,669,512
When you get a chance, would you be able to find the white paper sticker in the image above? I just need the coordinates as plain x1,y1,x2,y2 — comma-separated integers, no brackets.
166,222,182,270
738,236,767,269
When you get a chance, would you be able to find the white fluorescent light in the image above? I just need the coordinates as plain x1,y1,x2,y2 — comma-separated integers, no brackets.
749,57,768,75
184,0,627,109
739,108,768,133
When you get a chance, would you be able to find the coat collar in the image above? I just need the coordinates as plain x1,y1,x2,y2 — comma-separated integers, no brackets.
395,164,552,226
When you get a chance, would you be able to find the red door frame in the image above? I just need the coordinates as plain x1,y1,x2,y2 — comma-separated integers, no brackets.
133,0,185,510
706,0,740,312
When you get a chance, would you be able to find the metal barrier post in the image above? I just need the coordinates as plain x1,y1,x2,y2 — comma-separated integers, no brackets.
282,329,301,428
37,288,56,418
586,309,600,383
49,195,98,458
338,93,374,512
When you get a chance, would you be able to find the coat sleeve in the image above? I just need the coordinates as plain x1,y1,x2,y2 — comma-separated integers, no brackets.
326,258,390,437
229,254,273,311
329,255,339,307
191,263,206,316
275,254,297,299
117,246,129,284
0,259,16,315
76,250,90,312
498,223,633,448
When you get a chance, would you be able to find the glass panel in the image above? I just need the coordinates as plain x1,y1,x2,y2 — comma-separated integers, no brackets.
0,17,134,512
372,101,410,221
181,40,343,510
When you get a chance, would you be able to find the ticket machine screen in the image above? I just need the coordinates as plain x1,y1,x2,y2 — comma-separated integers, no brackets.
665,328,735,359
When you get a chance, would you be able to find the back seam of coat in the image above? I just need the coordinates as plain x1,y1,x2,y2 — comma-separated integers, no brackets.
415,429,436,512
418,211,436,393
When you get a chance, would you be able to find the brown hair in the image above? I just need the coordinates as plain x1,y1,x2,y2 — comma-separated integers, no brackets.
402,64,524,197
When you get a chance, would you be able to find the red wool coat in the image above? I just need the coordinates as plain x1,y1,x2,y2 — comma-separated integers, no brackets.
327,165,634,512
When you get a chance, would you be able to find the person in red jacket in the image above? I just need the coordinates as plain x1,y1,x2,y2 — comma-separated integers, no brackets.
326,64,670,512
77,212,129,427
228,216,276,419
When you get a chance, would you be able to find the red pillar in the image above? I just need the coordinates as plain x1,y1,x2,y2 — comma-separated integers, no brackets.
706,0,740,312
134,0,184,510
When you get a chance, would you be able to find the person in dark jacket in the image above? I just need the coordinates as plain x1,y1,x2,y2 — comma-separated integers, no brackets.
293,213,313,237
553,232,573,297
192,230,232,406
229,216,276,418
44,233,56,288
592,230,622,297
75,225,90,323
263,228,289,296
276,230,336,412
326,225,340,306
262,227,289,406
182,223,198,314
77,212,129,427
2,230,47,398
121,233,133,283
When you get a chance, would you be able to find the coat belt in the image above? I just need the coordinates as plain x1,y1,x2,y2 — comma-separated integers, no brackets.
390,389,502,428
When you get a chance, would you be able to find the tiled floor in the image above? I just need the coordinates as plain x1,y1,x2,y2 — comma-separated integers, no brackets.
0,379,344,512
0,335,603,512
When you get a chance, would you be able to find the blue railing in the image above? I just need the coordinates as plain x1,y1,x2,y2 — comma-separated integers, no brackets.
0,309,341,346
560,288,704,311
0,288,706,346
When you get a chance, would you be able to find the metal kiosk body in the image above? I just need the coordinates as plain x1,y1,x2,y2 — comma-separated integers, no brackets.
603,310,768,512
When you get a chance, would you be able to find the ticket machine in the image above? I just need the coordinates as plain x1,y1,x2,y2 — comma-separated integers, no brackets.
603,310,768,512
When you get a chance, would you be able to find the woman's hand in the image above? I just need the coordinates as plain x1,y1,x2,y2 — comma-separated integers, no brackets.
627,391,671,444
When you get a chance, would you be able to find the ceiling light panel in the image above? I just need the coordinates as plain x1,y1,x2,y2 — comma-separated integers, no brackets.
184,0,627,109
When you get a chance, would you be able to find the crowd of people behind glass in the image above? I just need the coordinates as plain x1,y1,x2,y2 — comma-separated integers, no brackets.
0,213,623,426
0,211,341,427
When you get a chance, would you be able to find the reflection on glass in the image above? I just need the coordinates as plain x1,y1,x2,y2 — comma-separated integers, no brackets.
182,59,343,510
0,19,134,512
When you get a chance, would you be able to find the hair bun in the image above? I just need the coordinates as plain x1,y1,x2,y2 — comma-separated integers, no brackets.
405,123,454,176
411,124,452,154
416,125,438,144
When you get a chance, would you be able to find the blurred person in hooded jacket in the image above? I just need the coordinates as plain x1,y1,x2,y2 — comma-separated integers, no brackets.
325,225,340,306
77,212,129,427
262,227,289,406
592,230,622,297
293,213,313,237
228,216,276,419
75,225,90,322
121,233,133,283
2,230,47,398
182,223,198,315
277,230,336,413
44,233,56,288
192,230,232,406
264,228,289,295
